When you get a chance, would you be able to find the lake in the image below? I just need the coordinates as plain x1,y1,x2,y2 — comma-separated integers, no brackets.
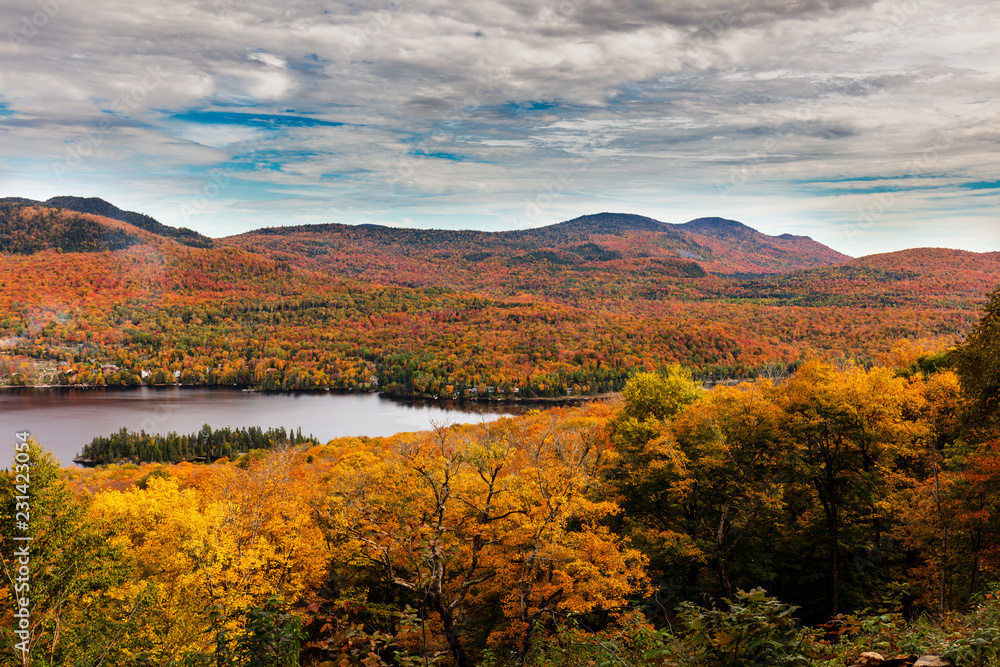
0,387,519,466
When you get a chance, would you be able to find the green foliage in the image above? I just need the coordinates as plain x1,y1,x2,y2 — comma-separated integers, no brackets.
79,424,319,465
0,440,156,665
180,598,303,667
235,448,270,469
617,366,704,424
234,597,304,667
663,589,812,667
944,627,1000,667
136,467,171,489
941,591,1000,667
954,286,1000,431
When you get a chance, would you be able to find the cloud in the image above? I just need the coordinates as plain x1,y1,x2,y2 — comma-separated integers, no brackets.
0,0,997,254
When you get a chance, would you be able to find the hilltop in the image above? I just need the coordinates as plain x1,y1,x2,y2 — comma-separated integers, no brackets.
227,211,852,284
0,196,213,248
0,200,148,254
711,247,1000,309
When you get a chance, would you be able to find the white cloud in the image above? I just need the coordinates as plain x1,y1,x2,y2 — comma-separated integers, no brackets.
0,0,997,252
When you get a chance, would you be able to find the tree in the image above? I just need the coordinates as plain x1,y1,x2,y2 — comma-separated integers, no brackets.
671,380,788,597
318,411,645,667
87,447,326,663
954,286,1000,434
0,439,154,666
605,367,705,588
778,361,925,615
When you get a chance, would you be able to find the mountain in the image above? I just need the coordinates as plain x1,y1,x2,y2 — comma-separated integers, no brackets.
0,200,147,254
680,216,756,238
675,216,851,274
225,212,852,290
522,212,672,235
42,196,214,248
0,196,213,248
503,213,851,273
0,198,845,276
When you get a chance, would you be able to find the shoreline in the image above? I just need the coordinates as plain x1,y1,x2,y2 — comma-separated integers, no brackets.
0,382,620,406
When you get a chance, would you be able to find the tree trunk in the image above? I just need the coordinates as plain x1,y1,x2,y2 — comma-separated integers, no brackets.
438,606,469,667
830,510,840,616
717,557,733,597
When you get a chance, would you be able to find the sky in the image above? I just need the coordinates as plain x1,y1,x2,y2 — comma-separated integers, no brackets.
1,0,998,257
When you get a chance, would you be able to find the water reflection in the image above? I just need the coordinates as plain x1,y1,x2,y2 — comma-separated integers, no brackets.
0,387,522,466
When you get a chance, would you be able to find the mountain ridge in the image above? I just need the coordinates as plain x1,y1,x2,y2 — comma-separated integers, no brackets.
227,210,853,277
0,200,151,254
8,197,998,285
0,196,213,248
0,197,850,275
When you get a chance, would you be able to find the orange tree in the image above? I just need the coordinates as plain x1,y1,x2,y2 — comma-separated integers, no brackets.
315,408,645,667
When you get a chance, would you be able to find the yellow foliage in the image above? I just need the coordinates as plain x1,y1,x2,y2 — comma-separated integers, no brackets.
88,448,327,661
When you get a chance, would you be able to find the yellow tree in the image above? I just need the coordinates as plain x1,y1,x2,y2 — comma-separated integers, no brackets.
0,440,153,667
482,412,645,664
778,361,926,615
198,448,327,639
671,380,788,596
88,473,217,662
89,447,327,663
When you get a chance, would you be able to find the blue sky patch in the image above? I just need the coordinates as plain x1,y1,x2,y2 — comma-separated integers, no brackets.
960,180,1000,190
171,111,346,128
408,150,479,162
798,181,947,196
498,100,561,116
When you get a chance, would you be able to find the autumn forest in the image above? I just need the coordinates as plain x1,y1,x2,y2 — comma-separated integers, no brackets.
4,198,1000,666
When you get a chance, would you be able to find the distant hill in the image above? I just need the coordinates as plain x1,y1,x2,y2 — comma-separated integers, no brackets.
42,197,214,248
675,216,851,274
0,196,213,248
0,201,146,254
711,247,1000,309
853,247,1000,276
680,216,756,238
0,199,845,276
226,212,852,288
1,196,998,399
523,212,672,235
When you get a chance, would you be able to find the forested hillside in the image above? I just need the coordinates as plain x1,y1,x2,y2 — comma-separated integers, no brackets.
0,200,997,399
0,201,145,254
227,212,851,289
4,294,1000,666
1,196,214,248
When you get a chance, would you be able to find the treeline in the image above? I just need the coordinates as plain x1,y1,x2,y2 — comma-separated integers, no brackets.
76,424,319,465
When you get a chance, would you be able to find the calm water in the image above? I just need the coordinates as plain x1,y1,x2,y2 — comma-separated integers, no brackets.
0,387,517,466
